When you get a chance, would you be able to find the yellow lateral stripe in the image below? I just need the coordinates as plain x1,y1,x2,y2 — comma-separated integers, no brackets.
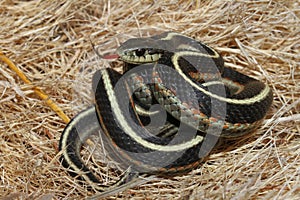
102,69,204,152
60,107,107,191
0,51,70,124
172,51,270,105
161,32,270,105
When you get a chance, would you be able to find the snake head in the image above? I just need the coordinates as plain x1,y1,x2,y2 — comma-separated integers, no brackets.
116,37,165,64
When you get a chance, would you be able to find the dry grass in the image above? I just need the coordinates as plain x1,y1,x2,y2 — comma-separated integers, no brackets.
0,0,299,199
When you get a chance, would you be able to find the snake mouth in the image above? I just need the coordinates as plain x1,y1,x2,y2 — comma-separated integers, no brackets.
119,53,162,64
101,51,161,64
116,49,162,64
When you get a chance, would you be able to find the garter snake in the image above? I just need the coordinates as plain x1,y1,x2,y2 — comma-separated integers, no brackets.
59,32,273,193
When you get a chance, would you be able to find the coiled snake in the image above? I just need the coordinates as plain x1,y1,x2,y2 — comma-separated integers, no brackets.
59,32,273,193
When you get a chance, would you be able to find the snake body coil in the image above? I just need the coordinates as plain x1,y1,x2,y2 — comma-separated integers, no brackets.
59,32,273,192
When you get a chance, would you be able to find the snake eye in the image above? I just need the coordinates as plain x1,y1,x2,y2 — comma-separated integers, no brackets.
135,49,146,57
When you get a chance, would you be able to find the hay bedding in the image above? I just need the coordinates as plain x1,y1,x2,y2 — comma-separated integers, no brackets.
0,0,299,199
